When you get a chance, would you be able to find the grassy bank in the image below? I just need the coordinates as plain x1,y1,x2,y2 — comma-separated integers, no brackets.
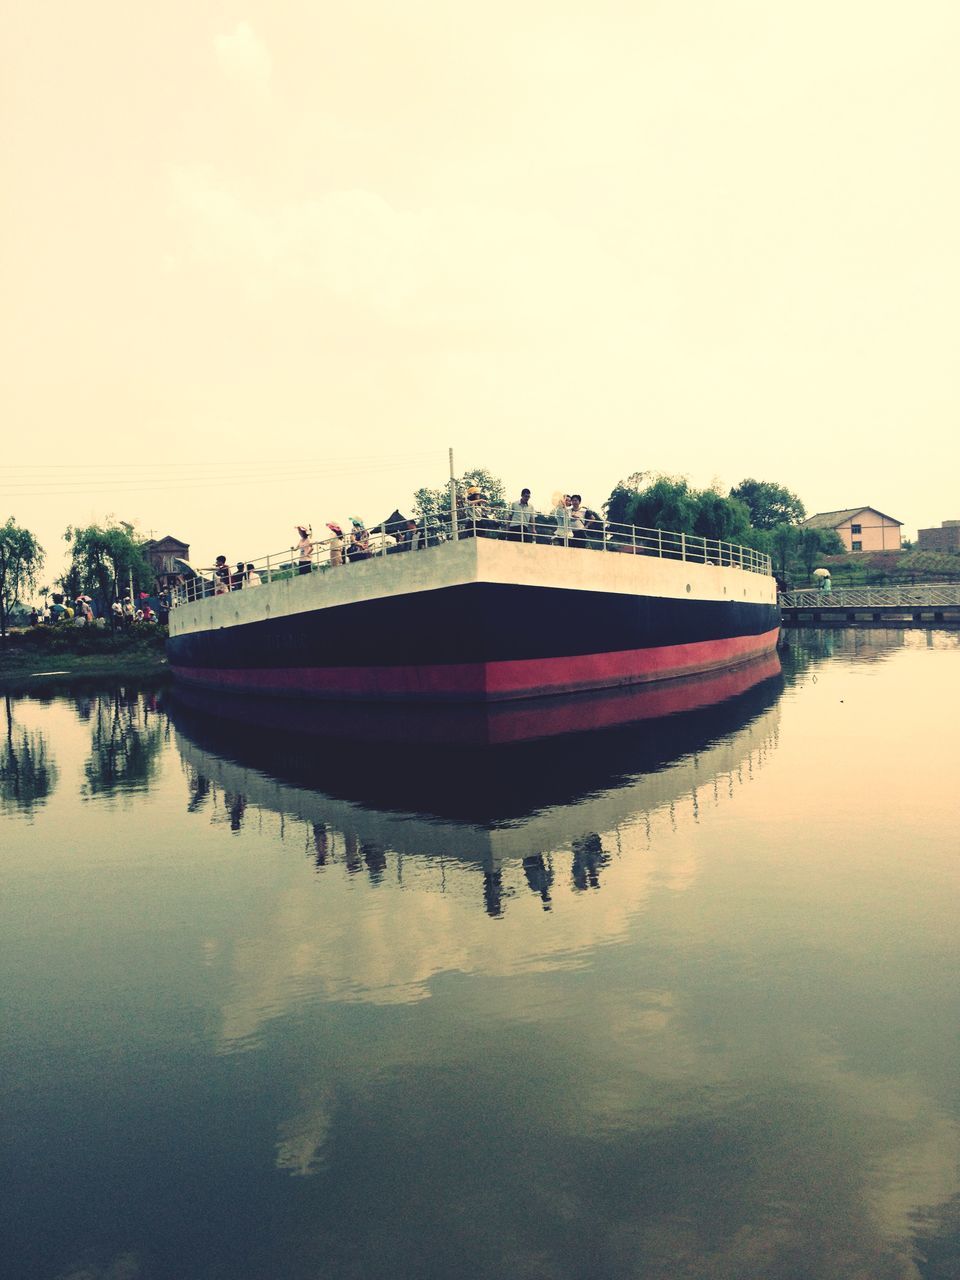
795,548,960,588
0,624,169,692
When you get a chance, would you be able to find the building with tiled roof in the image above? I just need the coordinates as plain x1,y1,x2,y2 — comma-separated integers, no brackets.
142,535,192,588
801,507,901,552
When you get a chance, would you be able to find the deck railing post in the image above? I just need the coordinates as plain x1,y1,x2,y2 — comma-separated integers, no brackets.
680,531,686,563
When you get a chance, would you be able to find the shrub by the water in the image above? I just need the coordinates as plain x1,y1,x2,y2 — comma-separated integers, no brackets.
6,623,167,655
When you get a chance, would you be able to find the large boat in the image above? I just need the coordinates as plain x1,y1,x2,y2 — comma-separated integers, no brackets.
167,518,779,702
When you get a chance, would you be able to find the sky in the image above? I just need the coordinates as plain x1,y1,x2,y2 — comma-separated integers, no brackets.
2,0,958,579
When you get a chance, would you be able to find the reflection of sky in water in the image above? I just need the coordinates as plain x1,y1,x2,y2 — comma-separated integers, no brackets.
1,634,959,1279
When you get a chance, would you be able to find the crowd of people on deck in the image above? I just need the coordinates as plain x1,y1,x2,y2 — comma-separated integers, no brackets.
188,483,762,602
203,488,611,594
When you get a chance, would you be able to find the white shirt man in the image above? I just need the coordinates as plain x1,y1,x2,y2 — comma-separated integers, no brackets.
507,489,535,541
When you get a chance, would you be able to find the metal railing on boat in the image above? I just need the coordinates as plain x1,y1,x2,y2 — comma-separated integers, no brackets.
171,508,772,605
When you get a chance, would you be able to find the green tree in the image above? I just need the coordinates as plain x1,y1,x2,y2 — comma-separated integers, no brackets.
693,490,751,542
413,466,506,521
63,520,153,608
770,523,800,581
798,526,844,580
729,479,806,530
605,475,750,543
0,518,45,641
604,475,701,532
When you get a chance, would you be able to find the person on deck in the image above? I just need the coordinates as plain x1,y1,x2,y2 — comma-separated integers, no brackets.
568,495,587,548
465,486,498,538
553,494,572,546
396,519,419,551
347,519,371,562
325,523,345,566
464,486,484,537
507,489,535,543
296,526,314,576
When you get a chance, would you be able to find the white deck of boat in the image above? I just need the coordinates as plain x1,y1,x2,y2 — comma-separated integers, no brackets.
169,537,778,639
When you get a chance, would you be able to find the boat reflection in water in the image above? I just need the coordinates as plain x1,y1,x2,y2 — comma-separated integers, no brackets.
169,652,783,917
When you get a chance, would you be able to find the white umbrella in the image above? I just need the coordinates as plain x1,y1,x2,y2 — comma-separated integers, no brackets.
812,567,831,578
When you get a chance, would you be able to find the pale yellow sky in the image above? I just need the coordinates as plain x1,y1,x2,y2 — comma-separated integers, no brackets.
2,1,958,572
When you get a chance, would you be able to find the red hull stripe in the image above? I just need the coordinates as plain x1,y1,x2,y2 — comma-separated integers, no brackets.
172,627,780,702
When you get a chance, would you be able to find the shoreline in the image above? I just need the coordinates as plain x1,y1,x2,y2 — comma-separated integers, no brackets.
0,634,170,693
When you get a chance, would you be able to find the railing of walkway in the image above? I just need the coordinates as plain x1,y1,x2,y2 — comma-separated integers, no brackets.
780,585,960,608
172,508,772,606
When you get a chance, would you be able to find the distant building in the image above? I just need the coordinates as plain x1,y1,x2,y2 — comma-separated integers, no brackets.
142,535,191,588
801,507,902,553
917,520,960,552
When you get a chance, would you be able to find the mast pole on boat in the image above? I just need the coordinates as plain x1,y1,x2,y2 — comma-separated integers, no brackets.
448,447,458,541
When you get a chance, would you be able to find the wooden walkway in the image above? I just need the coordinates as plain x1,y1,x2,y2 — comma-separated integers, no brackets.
779,584,960,626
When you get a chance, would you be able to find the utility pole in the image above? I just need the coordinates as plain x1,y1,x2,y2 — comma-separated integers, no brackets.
448,447,458,541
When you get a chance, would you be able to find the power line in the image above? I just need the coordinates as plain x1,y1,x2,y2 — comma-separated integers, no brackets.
1,449,439,473
0,459,447,498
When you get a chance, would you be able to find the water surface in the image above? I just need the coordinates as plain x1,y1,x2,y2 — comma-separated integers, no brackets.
2,631,959,1280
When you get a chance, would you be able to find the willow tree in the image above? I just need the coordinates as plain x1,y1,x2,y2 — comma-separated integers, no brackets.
63,520,153,607
604,475,749,540
1,695,59,814
0,518,45,641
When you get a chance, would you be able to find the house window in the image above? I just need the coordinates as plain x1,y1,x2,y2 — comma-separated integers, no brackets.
852,540,862,551
851,523,862,534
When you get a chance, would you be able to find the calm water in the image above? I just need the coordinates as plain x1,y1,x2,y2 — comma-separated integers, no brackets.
2,630,959,1280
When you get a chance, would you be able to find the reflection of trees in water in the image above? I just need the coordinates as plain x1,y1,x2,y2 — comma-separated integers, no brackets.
0,693,59,815
72,694,95,722
187,771,211,813
780,627,921,681
83,690,166,798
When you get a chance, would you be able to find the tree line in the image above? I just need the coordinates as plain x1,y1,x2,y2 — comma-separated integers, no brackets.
0,519,153,641
413,469,841,582
0,477,841,638
604,473,842,582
